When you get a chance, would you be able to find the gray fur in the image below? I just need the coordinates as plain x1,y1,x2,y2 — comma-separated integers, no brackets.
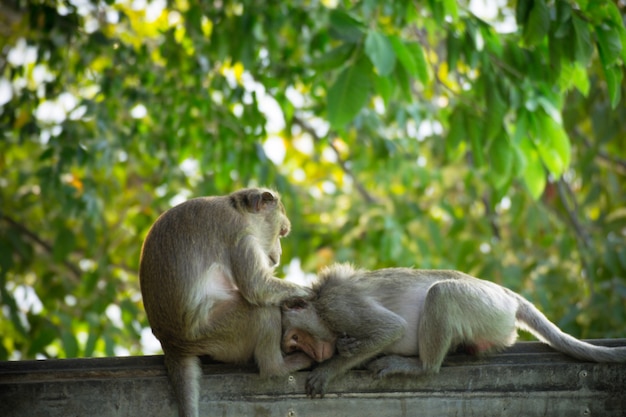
140,188,313,417
282,264,626,397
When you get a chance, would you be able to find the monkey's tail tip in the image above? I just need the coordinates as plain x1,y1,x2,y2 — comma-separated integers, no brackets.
516,300,626,363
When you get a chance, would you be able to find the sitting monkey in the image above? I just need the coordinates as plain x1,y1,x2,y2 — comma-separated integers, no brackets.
281,264,626,398
140,188,314,417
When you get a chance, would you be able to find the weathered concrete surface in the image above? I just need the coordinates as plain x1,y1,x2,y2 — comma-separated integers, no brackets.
1,340,625,417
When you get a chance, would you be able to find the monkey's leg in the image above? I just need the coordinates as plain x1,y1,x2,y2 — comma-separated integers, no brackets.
417,281,461,373
163,352,201,417
255,306,314,377
418,279,517,373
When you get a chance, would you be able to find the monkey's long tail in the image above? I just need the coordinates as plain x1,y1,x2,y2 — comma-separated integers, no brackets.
515,296,626,363
164,353,201,417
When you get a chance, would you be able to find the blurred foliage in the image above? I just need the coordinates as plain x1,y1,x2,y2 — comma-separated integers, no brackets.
0,0,625,360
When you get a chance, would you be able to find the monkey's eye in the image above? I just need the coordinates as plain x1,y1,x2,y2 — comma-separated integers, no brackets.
291,334,299,342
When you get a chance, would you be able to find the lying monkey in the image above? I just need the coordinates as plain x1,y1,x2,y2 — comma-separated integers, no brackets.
281,264,626,398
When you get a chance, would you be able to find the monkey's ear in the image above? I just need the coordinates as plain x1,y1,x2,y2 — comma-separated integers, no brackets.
248,191,277,212
282,297,309,311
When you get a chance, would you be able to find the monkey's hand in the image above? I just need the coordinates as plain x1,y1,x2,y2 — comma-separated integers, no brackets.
336,335,361,357
305,367,332,399
289,285,315,300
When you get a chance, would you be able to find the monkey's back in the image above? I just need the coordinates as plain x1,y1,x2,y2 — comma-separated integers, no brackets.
139,196,241,340
314,265,516,356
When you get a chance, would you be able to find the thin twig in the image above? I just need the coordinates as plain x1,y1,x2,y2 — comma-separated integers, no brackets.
482,194,501,240
555,178,592,249
580,135,626,173
292,115,379,204
1,214,83,280
554,177,595,295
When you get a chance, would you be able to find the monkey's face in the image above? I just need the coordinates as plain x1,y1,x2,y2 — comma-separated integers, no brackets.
282,327,335,363
281,298,336,362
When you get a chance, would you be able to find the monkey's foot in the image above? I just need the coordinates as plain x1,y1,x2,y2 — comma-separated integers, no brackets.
367,355,425,378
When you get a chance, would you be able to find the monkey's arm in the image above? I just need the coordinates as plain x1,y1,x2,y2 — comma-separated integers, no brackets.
306,297,407,397
253,306,316,377
230,236,312,306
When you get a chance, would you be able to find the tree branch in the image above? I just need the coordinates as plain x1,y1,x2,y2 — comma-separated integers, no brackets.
291,115,379,204
555,178,592,248
554,178,595,294
580,135,626,174
482,194,501,240
1,214,83,280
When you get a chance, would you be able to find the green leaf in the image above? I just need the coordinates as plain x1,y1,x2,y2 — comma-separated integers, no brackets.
604,1,626,63
311,43,355,71
0,238,14,272
405,42,429,85
559,62,590,95
428,0,445,25
389,35,417,78
485,77,506,140
329,10,365,43
520,138,546,199
489,135,514,189
443,0,459,22
596,25,622,67
327,58,372,129
62,327,79,357
596,25,623,108
513,108,529,145
27,320,57,357
374,74,393,105
84,330,98,357
620,27,626,63
555,0,572,27
572,15,593,65
523,0,549,47
535,113,571,177
605,1,625,28
537,95,562,124
393,62,412,102
365,30,396,76
446,107,466,161
53,228,77,262
511,140,527,178
447,32,460,70
483,27,503,57
467,114,485,167
537,145,564,177
603,64,623,109
516,0,533,26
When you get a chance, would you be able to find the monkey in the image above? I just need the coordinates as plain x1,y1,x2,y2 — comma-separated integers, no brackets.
281,264,626,398
139,188,315,417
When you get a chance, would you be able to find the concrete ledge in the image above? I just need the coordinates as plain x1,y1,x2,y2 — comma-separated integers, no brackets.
1,339,625,417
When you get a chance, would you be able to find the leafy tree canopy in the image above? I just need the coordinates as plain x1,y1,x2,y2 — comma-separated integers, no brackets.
1,0,625,359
